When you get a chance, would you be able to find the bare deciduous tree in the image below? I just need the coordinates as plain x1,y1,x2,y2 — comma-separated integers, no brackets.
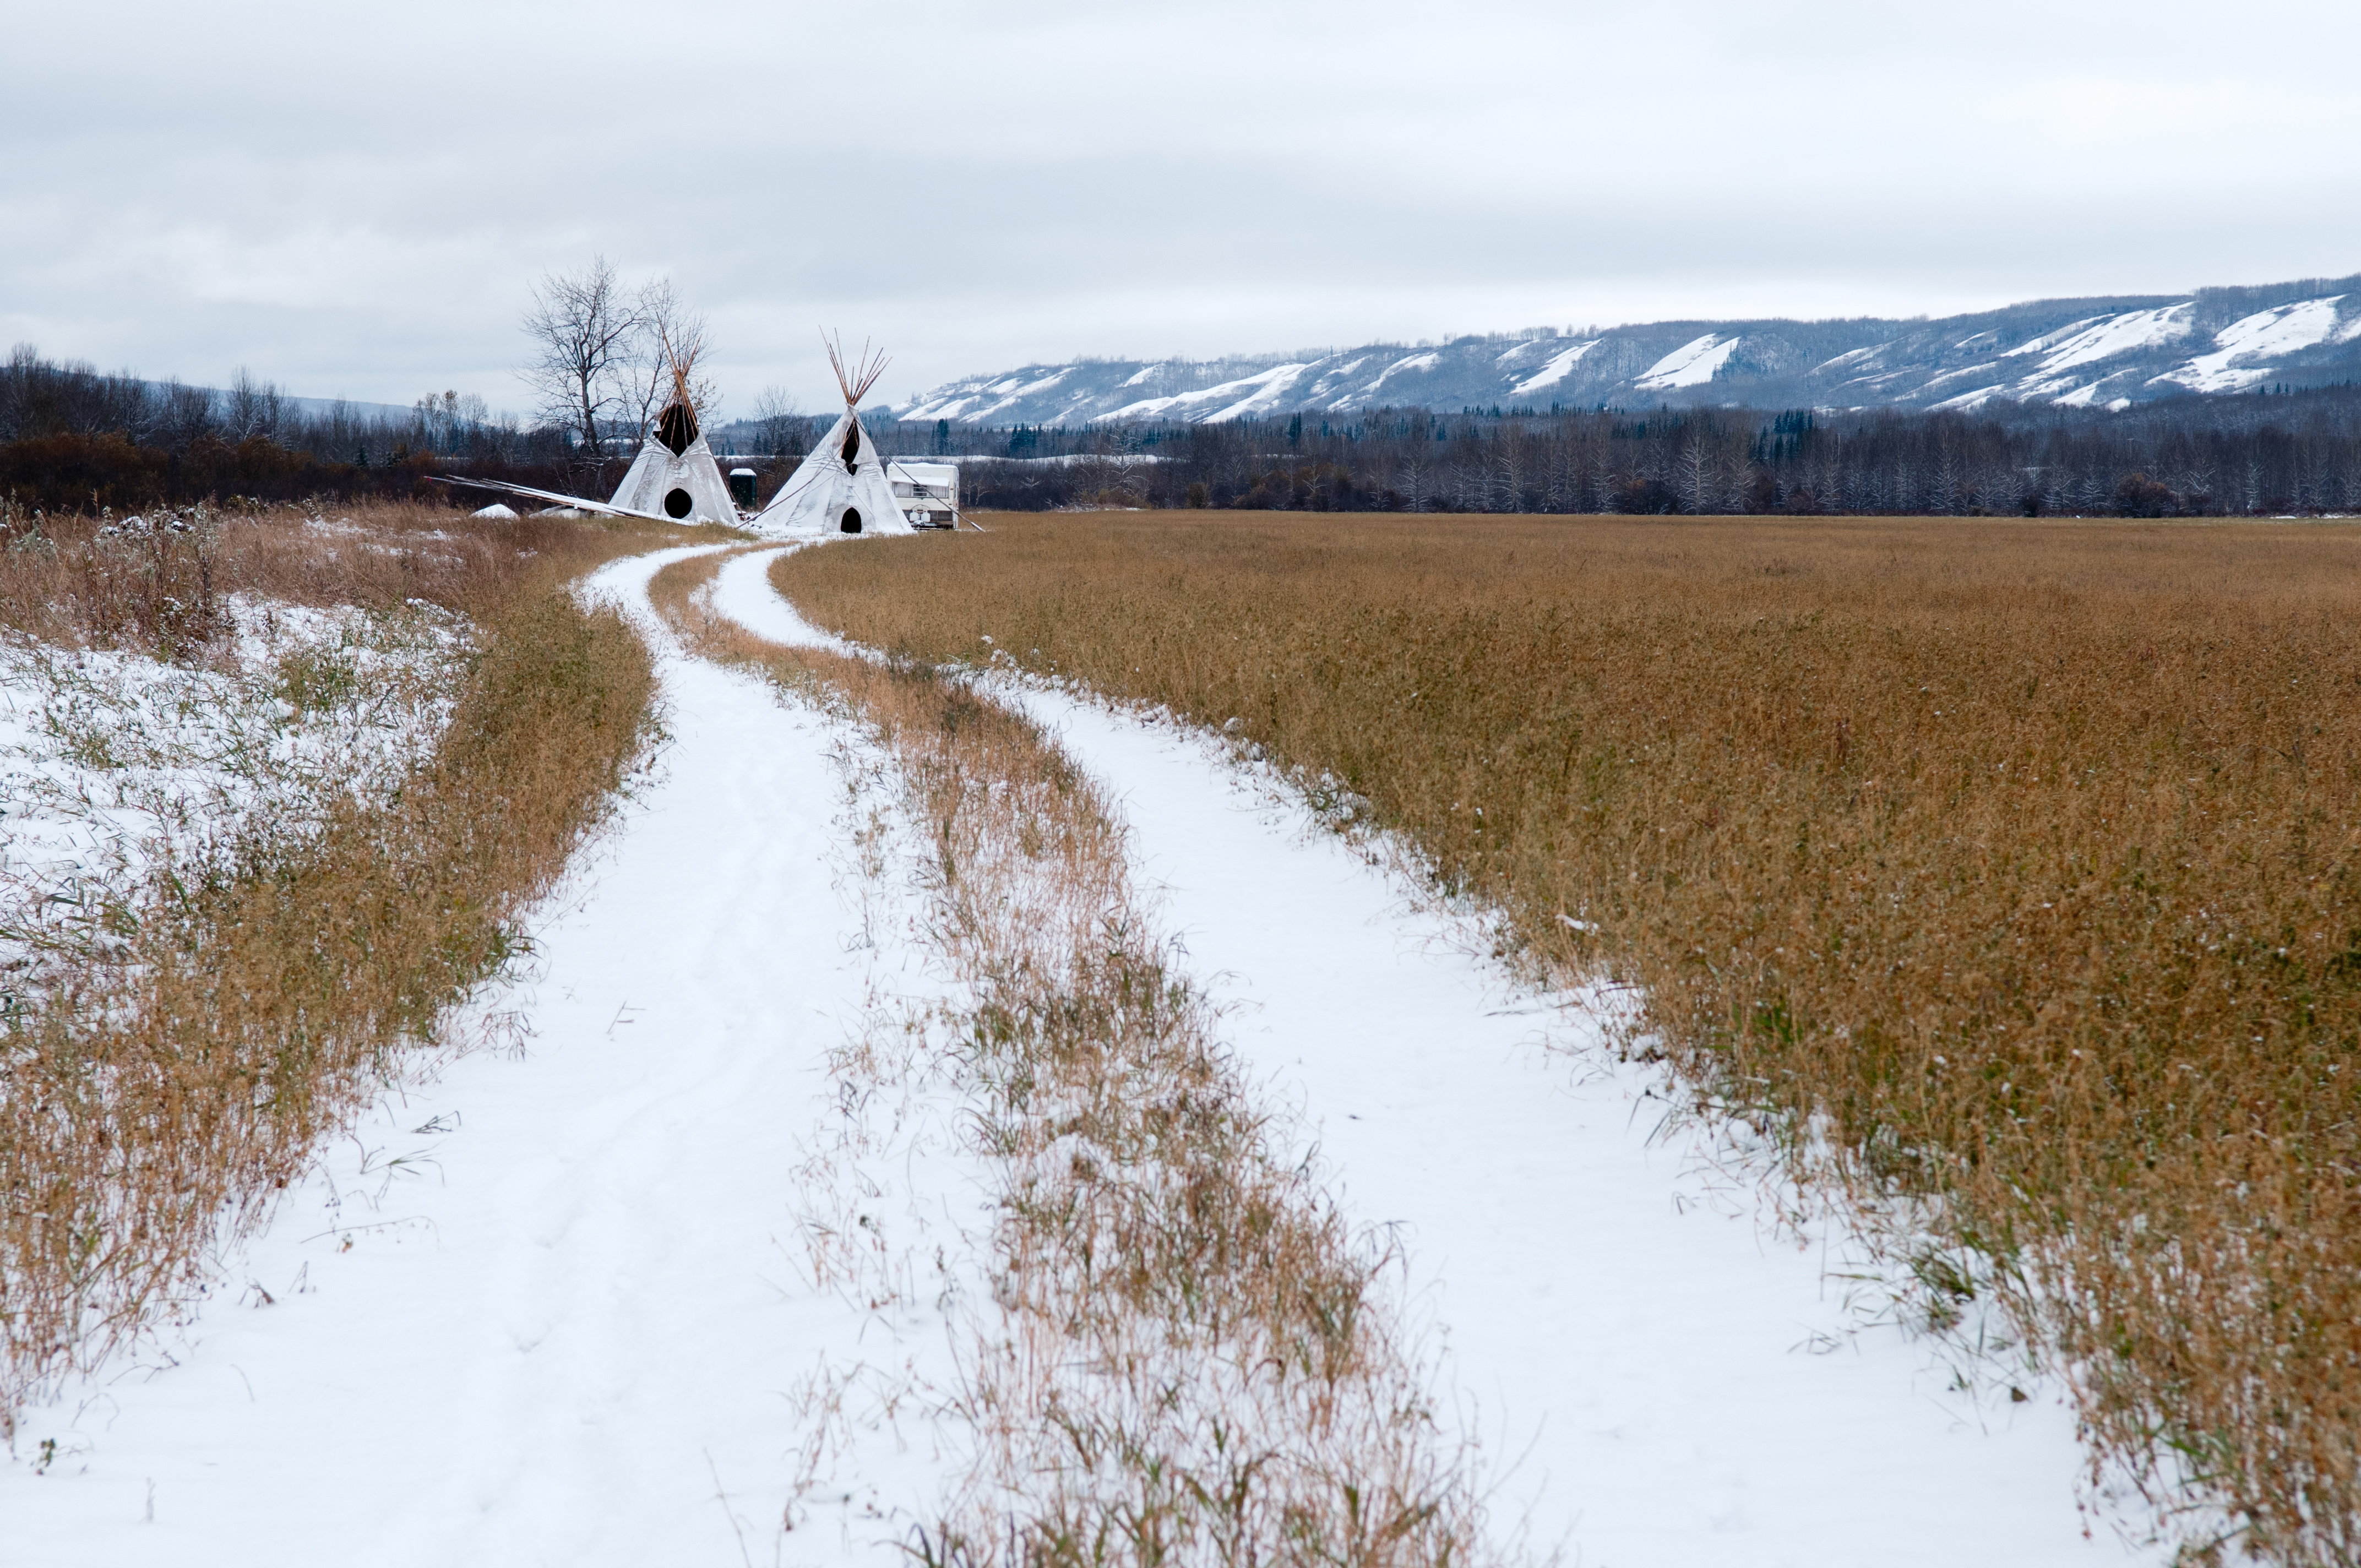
625,277,720,437
1675,433,1714,514
522,254,641,457
158,378,216,445
223,367,284,443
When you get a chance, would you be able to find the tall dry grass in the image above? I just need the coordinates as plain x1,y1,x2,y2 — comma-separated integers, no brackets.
652,552,1500,1568
776,510,2361,1566
0,496,709,645
1,500,719,1424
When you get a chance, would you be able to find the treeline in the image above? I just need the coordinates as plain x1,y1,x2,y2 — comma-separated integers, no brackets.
0,346,611,510
911,387,2361,516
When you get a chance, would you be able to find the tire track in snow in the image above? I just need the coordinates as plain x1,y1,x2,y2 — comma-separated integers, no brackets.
712,545,2155,1568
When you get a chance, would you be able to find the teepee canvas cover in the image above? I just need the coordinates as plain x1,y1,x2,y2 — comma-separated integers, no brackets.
612,368,741,524
752,337,916,537
753,408,915,536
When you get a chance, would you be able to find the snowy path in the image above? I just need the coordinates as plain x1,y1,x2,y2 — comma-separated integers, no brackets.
710,547,2148,1568
4,548,978,1566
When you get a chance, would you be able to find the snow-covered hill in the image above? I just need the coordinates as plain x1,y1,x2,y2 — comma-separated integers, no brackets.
898,273,2361,426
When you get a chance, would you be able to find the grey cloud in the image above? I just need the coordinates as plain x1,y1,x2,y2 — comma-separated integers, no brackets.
7,0,2358,412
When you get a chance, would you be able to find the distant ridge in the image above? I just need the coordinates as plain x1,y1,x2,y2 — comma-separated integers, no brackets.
897,273,2361,426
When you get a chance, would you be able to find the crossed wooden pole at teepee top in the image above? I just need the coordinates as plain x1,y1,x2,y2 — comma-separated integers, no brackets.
824,331,890,409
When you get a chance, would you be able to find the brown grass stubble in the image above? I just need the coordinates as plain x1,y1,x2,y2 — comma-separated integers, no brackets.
775,510,2361,1566
1,502,736,1427
648,551,1498,1568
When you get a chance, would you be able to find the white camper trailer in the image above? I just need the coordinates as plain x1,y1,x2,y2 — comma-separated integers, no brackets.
886,461,958,529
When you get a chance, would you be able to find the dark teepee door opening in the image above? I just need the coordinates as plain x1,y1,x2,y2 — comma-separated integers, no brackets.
840,508,863,533
841,421,861,471
663,487,693,519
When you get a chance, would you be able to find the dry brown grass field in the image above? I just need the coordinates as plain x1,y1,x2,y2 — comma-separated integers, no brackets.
0,500,728,1422
777,510,2361,1565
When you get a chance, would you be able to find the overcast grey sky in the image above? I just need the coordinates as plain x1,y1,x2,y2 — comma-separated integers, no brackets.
8,0,2359,418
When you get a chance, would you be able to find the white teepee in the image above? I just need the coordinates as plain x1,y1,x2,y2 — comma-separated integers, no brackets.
752,338,917,537
611,353,740,524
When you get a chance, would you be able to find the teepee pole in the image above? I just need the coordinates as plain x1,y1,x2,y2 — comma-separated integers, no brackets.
821,330,891,410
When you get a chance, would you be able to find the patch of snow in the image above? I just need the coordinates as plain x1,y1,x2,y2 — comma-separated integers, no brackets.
1815,345,1884,373
1636,334,1740,390
2004,314,2107,359
1929,383,2010,412
932,366,1089,424
1205,363,1316,422
1120,363,1161,386
1091,362,1314,423
2005,304,2192,375
470,502,518,519
1307,356,1377,396
0,598,468,984
1508,340,1597,396
1366,351,1441,392
900,387,989,420
1007,453,1167,467
2151,296,2348,394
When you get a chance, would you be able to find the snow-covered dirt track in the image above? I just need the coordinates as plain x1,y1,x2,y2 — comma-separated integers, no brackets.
4,543,2147,1566
2,547,974,1566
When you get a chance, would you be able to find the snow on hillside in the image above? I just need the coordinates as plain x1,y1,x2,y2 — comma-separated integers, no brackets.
891,272,2361,426
1929,381,2013,412
2004,304,2194,389
1636,333,1741,390
1066,362,1314,423
1507,339,1597,395
2153,296,2349,394
1362,351,1439,392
